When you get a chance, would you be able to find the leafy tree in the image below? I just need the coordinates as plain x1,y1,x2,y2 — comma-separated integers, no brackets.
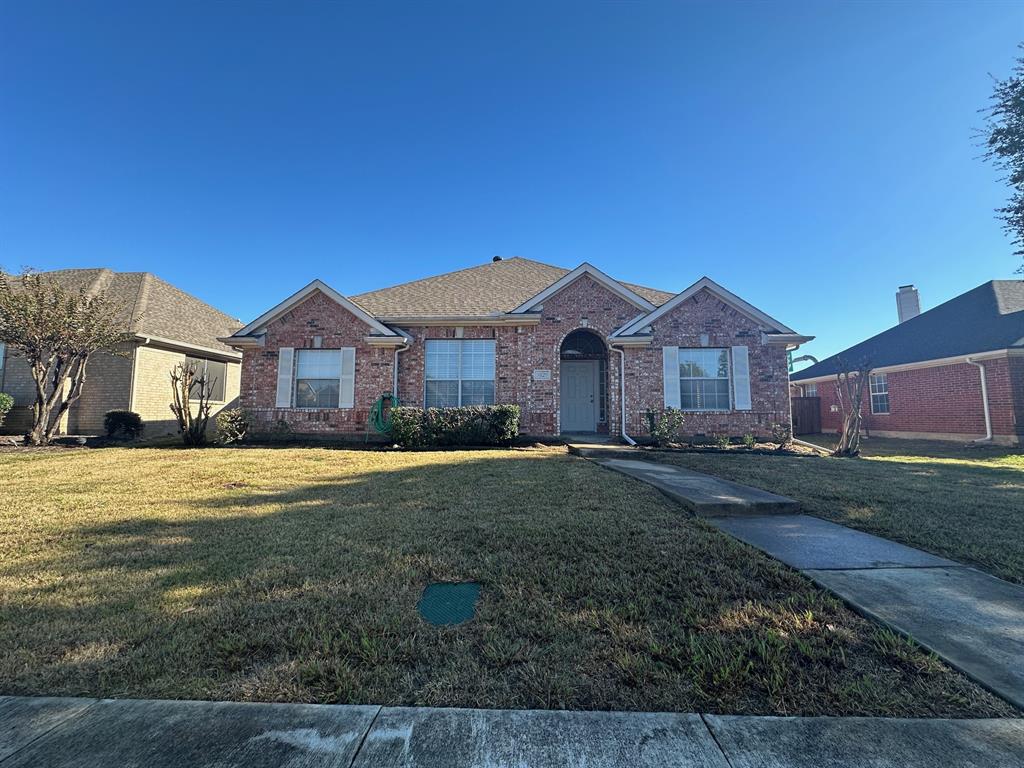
982,46,1024,270
0,270,132,444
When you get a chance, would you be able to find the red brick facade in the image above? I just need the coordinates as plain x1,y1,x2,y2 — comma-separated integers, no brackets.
803,355,1023,445
240,276,795,440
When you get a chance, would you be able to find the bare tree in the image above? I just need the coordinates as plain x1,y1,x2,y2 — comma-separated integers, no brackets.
832,356,872,457
0,270,132,445
169,361,214,446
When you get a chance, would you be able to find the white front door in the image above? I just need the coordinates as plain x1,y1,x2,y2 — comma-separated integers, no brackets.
560,360,598,432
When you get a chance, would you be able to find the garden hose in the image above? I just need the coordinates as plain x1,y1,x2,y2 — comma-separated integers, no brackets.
369,392,398,435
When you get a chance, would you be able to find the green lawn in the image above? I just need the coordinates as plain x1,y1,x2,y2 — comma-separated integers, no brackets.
0,446,1014,717
652,436,1024,584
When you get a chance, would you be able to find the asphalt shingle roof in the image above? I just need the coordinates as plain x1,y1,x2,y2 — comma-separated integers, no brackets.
9,269,242,353
791,280,1024,380
350,257,675,317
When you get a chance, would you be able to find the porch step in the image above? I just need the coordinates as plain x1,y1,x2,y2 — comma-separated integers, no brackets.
594,457,800,517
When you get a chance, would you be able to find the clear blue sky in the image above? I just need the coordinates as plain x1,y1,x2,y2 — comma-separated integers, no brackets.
2,1,1022,367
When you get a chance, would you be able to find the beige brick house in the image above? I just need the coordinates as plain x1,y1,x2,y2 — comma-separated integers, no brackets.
224,257,812,441
0,269,242,436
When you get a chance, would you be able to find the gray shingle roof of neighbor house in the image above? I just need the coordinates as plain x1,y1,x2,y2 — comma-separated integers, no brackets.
791,280,1024,381
5,268,243,354
349,256,676,317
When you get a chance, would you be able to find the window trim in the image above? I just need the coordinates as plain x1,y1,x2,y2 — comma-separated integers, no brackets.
677,347,732,413
185,355,228,403
869,373,890,415
291,347,355,410
423,338,496,408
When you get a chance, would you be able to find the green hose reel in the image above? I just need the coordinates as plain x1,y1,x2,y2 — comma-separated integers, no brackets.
369,392,398,434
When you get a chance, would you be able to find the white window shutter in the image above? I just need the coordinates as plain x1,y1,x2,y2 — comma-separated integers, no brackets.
662,346,680,409
339,347,356,408
276,347,294,408
732,346,751,411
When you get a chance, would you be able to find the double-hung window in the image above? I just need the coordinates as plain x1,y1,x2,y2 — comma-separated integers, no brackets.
869,373,889,414
678,348,731,411
292,348,355,408
185,356,227,402
425,339,495,408
804,383,818,397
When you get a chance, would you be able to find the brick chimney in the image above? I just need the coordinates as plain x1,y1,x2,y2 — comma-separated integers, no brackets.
896,284,920,323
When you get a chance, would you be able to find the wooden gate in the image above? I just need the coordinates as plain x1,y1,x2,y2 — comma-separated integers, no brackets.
791,397,821,435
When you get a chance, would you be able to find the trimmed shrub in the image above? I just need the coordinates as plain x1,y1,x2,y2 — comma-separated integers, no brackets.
216,408,249,445
390,405,520,448
104,410,144,439
645,408,685,447
0,392,13,427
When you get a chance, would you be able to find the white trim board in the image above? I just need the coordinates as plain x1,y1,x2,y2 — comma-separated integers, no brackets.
509,263,657,314
232,280,402,339
612,276,797,338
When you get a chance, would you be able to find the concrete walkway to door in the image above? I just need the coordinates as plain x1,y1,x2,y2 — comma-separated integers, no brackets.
584,453,1024,711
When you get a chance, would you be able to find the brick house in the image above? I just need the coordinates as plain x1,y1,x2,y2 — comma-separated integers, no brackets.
791,281,1024,446
0,269,243,436
224,257,810,441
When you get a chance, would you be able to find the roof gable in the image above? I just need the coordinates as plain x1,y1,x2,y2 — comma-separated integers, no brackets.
509,262,657,314
232,280,402,339
792,280,1024,381
613,276,796,337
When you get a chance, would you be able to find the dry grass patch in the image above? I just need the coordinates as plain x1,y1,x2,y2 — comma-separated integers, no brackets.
0,445,1014,716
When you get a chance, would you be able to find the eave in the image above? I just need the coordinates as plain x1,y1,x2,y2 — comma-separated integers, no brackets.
135,333,242,361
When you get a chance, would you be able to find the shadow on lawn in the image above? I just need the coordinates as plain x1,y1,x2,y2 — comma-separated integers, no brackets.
1,450,1017,717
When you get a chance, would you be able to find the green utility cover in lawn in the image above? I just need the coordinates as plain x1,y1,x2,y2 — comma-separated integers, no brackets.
418,582,481,626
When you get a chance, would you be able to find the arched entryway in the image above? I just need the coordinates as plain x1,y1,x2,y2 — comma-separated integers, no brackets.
559,329,608,434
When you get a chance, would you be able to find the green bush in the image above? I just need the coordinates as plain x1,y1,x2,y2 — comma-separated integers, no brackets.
390,405,520,447
0,392,13,426
742,433,756,449
104,410,144,439
645,408,685,447
216,409,249,444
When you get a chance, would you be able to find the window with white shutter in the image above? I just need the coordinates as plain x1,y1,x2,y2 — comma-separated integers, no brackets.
731,346,751,411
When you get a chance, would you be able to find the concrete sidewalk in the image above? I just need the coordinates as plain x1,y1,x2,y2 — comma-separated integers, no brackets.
595,456,799,515
2,696,1023,767
585,456,1024,710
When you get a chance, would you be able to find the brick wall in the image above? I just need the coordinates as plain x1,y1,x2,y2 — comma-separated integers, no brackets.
627,287,791,439
0,348,38,434
131,344,241,436
239,279,794,440
810,356,1022,444
0,342,241,437
70,344,134,433
240,290,395,435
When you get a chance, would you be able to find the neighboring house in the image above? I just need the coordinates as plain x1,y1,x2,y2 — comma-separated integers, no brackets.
0,269,243,436
791,281,1024,446
223,257,810,440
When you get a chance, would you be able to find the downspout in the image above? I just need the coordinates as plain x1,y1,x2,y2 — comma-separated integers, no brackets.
966,357,993,443
612,345,636,446
392,343,410,399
